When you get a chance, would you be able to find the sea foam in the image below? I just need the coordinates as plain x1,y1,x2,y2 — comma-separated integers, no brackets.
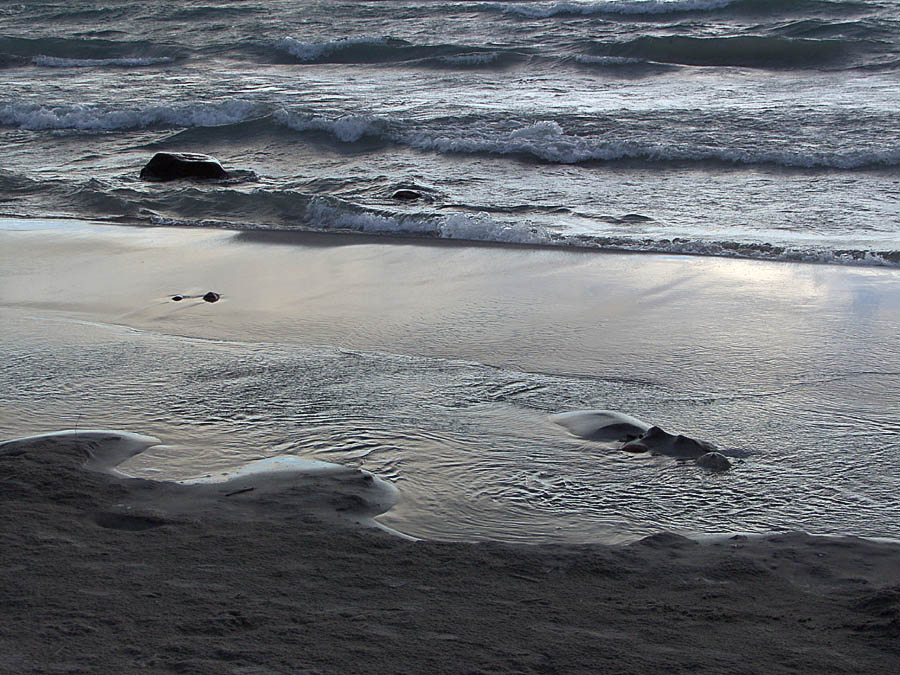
492,0,739,18
0,100,261,131
272,110,900,169
274,36,393,62
32,55,175,68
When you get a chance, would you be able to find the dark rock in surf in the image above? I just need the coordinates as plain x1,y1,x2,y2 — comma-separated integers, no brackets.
202,292,220,303
391,189,422,201
620,426,716,459
171,295,184,302
696,452,732,471
140,152,229,182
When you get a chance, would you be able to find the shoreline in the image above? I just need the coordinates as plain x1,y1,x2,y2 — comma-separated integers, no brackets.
3,214,899,268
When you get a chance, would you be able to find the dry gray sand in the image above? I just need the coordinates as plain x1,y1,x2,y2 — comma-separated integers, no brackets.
2,431,899,674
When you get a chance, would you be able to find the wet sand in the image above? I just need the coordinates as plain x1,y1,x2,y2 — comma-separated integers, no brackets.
1,430,899,673
1,219,899,672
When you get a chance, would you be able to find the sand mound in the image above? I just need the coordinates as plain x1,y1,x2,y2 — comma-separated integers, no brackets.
1,430,899,672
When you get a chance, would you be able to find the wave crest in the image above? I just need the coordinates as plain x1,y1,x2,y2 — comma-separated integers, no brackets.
273,36,396,62
0,100,261,131
272,111,900,169
32,55,175,68
493,0,738,18
489,0,869,18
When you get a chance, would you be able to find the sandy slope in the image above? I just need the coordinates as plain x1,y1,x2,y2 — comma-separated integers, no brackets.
1,432,899,674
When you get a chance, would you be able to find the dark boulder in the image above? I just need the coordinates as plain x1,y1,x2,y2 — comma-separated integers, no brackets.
140,152,229,182
202,292,220,303
171,295,184,302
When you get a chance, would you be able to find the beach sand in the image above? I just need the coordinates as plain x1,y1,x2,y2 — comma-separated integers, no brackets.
2,430,899,674
2,219,899,672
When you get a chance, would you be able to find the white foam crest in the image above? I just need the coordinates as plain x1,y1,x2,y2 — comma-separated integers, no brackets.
402,120,608,163
572,236,900,267
305,197,551,244
404,120,900,168
493,0,737,18
275,111,900,168
274,35,390,61
575,54,644,65
0,100,260,131
32,55,175,67
274,109,385,142
439,212,552,244
305,197,441,234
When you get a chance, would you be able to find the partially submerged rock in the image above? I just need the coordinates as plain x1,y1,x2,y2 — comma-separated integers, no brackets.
696,452,732,471
140,152,229,182
552,410,730,469
621,425,716,459
202,291,220,303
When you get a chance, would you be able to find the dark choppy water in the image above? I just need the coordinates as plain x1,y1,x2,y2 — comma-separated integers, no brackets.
1,0,899,264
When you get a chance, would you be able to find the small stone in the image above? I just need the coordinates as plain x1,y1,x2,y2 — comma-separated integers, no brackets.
202,292,220,303
171,295,184,302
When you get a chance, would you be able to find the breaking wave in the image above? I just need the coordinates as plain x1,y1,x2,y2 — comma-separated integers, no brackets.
490,0,870,19
4,102,897,171
273,112,900,169
0,100,261,131
143,206,900,268
3,172,897,268
32,55,176,68
492,0,739,18
271,36,520,66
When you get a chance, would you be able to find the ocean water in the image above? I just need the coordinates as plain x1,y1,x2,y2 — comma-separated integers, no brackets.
1,0,899,263
2,1,900,544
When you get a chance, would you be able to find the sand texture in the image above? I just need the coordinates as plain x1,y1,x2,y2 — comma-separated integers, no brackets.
2,432,900,674
2,220,900,673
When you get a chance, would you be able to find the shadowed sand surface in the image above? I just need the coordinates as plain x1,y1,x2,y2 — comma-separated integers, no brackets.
2,431,900,674
2,219,900,672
